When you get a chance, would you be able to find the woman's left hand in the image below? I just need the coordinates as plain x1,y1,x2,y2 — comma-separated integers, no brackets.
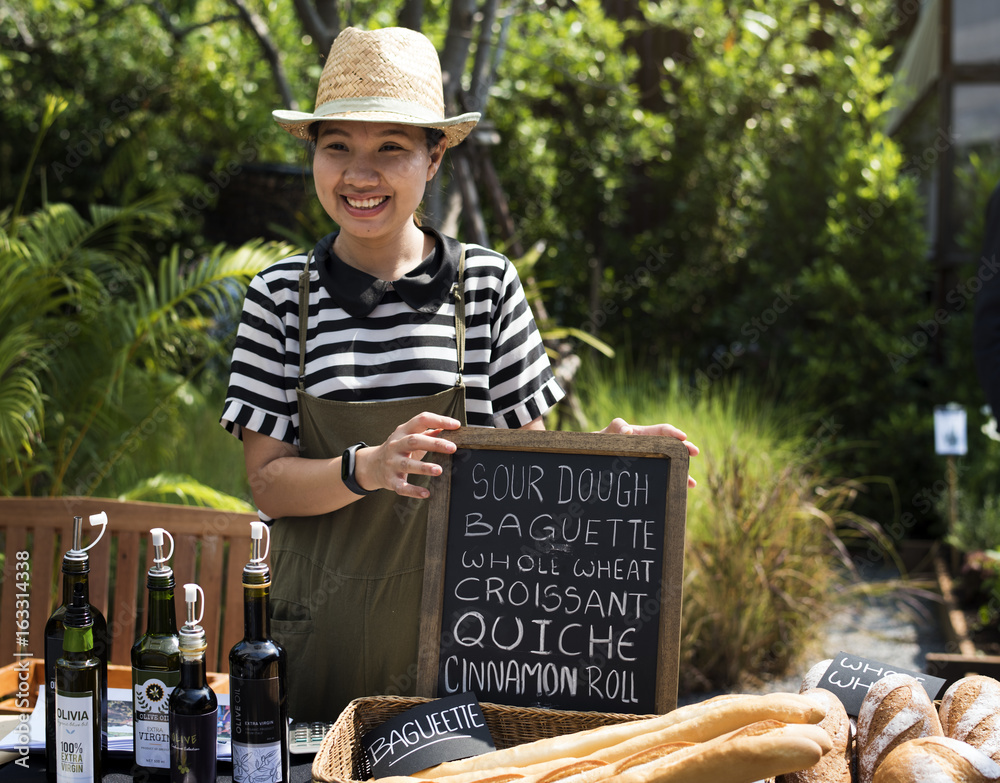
598,418,699,488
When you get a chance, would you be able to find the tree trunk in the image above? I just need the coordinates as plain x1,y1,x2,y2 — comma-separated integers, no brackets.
397,0,424,31
226,0,299,109
440,0,477,113
291,0,336,58
469,0,500,112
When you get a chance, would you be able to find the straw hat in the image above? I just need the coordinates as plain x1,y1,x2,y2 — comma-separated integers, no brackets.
273,26,481,147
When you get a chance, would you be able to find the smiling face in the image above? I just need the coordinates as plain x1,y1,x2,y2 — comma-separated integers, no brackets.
312,121,446,248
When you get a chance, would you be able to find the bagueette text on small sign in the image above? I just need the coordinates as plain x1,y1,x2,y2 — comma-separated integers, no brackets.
362,692,495,779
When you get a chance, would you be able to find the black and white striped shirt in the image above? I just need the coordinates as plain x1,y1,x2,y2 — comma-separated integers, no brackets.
220,229,564,445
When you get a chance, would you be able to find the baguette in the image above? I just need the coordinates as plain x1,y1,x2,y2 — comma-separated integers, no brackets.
939,675,1000,763
411,693,826,779
872,736,1000,783
857,673,944,783
509,721,830,783
606,721,833,783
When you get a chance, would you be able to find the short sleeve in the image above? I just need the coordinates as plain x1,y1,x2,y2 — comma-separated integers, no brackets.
220,272,298,444
487,260,565,428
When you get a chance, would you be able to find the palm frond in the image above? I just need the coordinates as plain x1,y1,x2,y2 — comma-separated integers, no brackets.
120,473,255,512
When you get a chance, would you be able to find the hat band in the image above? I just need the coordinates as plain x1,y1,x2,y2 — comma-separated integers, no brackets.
314,97,444,123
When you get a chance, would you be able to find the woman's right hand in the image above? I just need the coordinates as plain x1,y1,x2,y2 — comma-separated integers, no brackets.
355,412,462,498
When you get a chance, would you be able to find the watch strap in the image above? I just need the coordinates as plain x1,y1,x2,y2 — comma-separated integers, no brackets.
342,442,377,496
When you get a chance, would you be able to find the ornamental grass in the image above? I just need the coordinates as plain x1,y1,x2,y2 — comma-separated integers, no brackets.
568,358,873,695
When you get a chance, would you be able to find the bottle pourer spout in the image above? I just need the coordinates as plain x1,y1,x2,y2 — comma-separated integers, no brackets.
149,527,174,573
70,512,109,555
179,583,207,654
249,521,270,564
184,583,205,628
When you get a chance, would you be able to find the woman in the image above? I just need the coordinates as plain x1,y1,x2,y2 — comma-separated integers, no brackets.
221,26,697,721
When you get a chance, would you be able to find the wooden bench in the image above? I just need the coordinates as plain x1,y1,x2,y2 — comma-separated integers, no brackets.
0,497,260,681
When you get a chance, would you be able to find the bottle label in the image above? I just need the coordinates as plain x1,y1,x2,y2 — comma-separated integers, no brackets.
170,710,218,783
231,676,283,783
55,692,95,783
133,668,180,768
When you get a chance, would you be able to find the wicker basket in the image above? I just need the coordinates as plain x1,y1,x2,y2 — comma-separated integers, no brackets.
312,695,652,783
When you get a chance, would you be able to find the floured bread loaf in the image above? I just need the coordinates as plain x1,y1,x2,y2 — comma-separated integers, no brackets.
857,673,944,783
799,660,833,693
777,688,852,783
872,736,1000,783
939,676,1000,763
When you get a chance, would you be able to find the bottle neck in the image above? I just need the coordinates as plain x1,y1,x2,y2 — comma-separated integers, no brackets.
62,626,95,661
242,584,270,641
146,574,178,634
179,655,208,689
61,571,89,605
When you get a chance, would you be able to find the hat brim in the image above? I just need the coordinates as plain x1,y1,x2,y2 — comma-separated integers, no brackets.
272,108,481,148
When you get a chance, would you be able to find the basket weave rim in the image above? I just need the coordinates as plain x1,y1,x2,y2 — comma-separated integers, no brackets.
311,695,654,783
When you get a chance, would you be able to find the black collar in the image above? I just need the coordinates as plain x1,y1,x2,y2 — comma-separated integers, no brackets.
313,227,461,318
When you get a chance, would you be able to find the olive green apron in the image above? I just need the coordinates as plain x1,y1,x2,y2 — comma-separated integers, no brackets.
268,246,467,722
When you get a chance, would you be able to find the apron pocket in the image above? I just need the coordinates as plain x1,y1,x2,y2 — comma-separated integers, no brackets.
269,598,314,653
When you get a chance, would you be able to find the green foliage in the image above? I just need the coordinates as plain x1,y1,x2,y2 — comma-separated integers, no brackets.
1,0,306,221
943,490,1000,555
488,0,939,528
4,0,988,534
0,195,293,503
571,358,872,691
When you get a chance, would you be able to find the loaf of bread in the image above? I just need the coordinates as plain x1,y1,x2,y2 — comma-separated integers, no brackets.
939,675,1000,763
777,688,852,783
856,673,944,783
871,736,1000,783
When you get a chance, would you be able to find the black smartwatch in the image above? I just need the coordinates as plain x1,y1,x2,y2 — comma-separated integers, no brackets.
341,442,377,496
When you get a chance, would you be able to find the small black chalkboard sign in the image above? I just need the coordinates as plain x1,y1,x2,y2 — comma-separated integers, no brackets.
417,428,689,715
362,693,495,778
817,651,948,717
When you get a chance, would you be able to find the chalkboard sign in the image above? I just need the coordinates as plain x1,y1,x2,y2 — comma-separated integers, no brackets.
817,651,947,717
417,428,689,715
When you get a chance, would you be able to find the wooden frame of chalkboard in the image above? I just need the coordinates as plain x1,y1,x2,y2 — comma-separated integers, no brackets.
417,428,689,715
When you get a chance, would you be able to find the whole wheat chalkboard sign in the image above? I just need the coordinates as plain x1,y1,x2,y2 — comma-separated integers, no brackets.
417,428,689,715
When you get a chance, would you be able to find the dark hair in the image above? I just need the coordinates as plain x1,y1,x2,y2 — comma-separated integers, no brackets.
424,127,446,151
305,123,445,155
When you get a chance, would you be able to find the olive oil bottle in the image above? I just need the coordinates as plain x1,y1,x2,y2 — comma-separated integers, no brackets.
45,513,110,783
132,528,181,779
169,584,218,783
229,522,289,783
55,583,102,783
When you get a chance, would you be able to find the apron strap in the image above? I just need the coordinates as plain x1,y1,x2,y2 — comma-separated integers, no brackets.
453,245,467,387
297,251,313,392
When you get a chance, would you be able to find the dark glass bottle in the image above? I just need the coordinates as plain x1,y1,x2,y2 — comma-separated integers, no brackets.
169,583,218,783
55,583,102,783
229,522,289,783
132,528,181,779
45,513,110,783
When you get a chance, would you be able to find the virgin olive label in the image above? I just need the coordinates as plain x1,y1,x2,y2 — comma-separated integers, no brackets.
231,676,284,783
56,692,95,782
170,710,218,783
133,669,180,767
